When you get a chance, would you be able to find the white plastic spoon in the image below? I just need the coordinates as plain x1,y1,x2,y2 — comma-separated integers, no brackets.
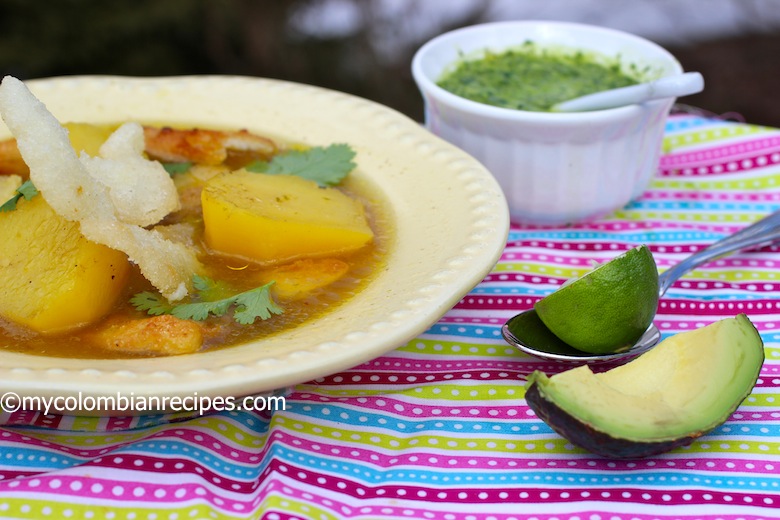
552,71,704,112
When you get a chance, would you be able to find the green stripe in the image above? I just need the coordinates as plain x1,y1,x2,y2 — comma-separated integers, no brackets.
21,416,266,449
0,500,239,520
615,207,765,223
0,495,336,519
662,123,770,151
399,338,517,357
650,173,780,192
492,261,582,278
296,382,524,401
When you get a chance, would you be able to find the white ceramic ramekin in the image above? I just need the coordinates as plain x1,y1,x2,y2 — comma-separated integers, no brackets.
412,21,684,226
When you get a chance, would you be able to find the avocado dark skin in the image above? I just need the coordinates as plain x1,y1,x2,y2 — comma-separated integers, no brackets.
525,383,702,459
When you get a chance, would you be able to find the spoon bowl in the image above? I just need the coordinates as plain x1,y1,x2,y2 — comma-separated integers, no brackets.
502,309,661,364
503,209,780,364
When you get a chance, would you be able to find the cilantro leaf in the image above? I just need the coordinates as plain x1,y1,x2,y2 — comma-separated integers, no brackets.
245,159,269,172
129,292,175,316
170,299,232,321
0,180,39,213
162,162,193,175
17,180,38,200
131,276,284,325
233,285,284,324
190,274,239,302
246,144,356,186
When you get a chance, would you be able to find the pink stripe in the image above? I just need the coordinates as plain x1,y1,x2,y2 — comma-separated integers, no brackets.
252,459,780,510
0,469,39,480
482,272,780,292
504,241,636,253
659,149,780,176
348,357,561,375
263,513,301,520
655,317,779,333
352,358,531,372
87,453,257,491
454,295,780,313
435,316,508,325
659,299,780,316
732,411,780,421
642,189,780,203
307,369,524,387
454,296,535,311
0,472,254,508
503,240,780,255
659,136,780,167
291,395,535,420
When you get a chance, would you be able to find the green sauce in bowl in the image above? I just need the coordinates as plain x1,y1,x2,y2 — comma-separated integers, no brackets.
437,43,642,112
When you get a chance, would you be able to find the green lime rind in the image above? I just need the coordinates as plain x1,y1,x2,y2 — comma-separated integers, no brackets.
534,245,659,354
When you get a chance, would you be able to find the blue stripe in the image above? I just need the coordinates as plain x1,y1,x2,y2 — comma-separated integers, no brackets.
0,447,83,469
472,287,778,301
507,230,730,243
624,200,779,213
660,292,772,301
424,324,503,339
285,404,541,436
665,117,715,132
711,423,780,437
471,287,556,296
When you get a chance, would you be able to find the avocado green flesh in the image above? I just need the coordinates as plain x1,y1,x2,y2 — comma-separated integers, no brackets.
526,315,764,455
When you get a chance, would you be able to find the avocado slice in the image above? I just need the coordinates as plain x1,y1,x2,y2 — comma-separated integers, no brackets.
525,314,764,459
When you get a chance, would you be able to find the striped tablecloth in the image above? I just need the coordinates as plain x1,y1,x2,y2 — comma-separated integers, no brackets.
1,113,780,519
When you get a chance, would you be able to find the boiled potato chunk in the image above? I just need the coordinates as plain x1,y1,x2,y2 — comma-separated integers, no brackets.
202,170,374,264
64,122,115,156
0,195,131,334
0,174,22,201
257,258,350,301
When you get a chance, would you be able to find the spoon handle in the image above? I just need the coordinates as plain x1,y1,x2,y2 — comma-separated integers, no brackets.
553,72,704,112
658,210,780,296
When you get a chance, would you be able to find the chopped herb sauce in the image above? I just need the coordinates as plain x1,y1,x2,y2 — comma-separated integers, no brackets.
437,43,642,112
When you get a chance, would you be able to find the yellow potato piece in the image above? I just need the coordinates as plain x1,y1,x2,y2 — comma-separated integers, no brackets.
0,195,131,334
0,174,22,202
64,122,115,156
257,258,350,301
202,170,374,264
53,123,145,228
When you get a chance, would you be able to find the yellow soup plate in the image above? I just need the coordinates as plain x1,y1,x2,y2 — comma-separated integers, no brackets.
0,75,509,415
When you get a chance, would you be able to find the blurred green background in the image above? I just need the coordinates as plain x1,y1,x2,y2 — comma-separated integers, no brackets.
1,0,778,126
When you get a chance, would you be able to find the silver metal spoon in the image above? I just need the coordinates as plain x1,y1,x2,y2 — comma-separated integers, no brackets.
502,209,780,364
552,72,704,112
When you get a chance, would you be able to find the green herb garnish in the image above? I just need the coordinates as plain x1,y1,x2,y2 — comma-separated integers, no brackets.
246,144,356,186
0,180,39,212
162,162,193,175
131,275,284,325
